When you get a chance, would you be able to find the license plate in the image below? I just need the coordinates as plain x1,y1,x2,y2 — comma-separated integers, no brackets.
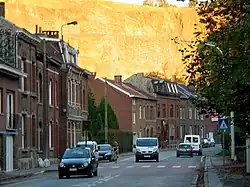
144,155,150,157
69,168,77,171
99,156,103,158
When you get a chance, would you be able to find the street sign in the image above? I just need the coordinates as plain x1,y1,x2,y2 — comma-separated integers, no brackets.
218,118,230,132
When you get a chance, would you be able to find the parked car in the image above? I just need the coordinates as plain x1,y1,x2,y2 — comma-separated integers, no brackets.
58,147,98,179
98,144,114,161
208,138,215,147
176,143,193,157
201,138,209,148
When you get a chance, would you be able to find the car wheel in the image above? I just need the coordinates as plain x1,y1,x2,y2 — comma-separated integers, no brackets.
58,172,63,179
88,168,93,178
66,174,70,179
156,155,159,162
93,168,98,176
135,156,139,162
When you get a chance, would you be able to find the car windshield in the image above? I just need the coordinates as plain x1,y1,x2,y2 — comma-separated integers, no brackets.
76,144,94,149
136,139,157,147
63,149,90,159
98,145,111,151
186,137,199,143
179,144,191,149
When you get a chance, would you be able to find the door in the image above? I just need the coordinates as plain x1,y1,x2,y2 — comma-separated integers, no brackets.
5,135,13,172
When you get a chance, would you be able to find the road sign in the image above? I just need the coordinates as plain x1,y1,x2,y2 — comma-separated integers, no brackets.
218,118,230,132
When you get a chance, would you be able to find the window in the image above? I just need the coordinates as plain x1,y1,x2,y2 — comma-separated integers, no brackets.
162,104,166,118
55,81,58,106
38,73,42,102
180,125,183,139
139,106,142,119
180,107,183,119
68,80,71,103
49,121,53,148
0,88,2,113
32,115,36,148
132,99,136,105
194,108,197,120
170,104,174,118
150,106,154,120
21,115,25,149
73,123,76,147
49,79,52,105
182,107,186,119
143,107,145,119
70,80,73,104
32,62,36,93
157,104,160,118
6,91,14,129
132,112,136,124
20,59,25,91
82,89,86,109
176,105,179,118
74,82,77,104
38,122,42,150
189,107,192,119
200,114,204,120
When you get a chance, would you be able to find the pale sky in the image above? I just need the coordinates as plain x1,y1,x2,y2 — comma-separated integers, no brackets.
105,0,144,5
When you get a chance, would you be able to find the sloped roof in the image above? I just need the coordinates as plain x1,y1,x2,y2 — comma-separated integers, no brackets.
95,76,155,100
177,84,197,99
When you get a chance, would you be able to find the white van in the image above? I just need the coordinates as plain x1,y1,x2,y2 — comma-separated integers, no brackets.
184,135,202,155
76,141,99,162
133,137,159,162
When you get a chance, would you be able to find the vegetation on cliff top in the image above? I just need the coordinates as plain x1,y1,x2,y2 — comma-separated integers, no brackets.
180,0,250,133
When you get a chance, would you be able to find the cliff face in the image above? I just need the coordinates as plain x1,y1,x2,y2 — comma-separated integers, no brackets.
3,0,201,79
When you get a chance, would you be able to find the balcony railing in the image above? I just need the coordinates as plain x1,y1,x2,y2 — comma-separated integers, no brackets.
68,105,88,118
6,113,18,130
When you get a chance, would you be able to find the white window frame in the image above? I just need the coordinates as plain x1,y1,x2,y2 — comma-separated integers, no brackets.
38,126,41,150
68,80,71,103
132,112,136,124
188,107,192,120
180,108,182,119
139,106,142,119
6,91,14,129
21,115,25,149
143,107,145,119
194,108,197,119
200,114,204,120
49,122,52,148
55,81,58,106
20,60,24,91
73,123,76,147
70,80,73,104
0,89,2,113
74,82,77,104
132,99,136,105
180,125,183,139
49,79,52,105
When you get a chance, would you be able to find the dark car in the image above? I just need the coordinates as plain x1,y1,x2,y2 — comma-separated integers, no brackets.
201,138,209,148
98,144,113,162
208,138,215,147
58,147,98,179
176,143,193,157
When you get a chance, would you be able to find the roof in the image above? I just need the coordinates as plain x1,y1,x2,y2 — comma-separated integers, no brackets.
151,79,179,95
177,84,197,99
95,76,156,100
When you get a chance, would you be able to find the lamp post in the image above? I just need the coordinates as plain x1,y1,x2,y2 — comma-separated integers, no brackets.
60,21,78,41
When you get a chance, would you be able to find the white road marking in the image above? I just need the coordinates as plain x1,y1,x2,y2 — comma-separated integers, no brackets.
111,165,120,168
120,157,134,162
98,166,104,169
157,165,166,168
126,165,135,168
188,165,197,168
141,165,151,168
172,165,181,168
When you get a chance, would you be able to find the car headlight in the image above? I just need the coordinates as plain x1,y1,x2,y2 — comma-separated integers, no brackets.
59,163,64,167
83,162,88,167
105,152,112,156
153,148,158,152
136,148,141,152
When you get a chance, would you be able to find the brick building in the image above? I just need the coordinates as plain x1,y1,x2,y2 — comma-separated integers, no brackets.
124,73,180,147
88,75,157,144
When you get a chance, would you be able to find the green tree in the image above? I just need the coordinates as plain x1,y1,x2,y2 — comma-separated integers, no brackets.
179,0,250,133
97,97,119,130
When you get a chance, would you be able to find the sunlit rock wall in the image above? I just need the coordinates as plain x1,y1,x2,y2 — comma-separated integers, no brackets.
3,0,202,79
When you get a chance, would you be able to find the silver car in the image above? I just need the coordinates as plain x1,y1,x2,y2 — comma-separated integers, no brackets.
176,143,193,157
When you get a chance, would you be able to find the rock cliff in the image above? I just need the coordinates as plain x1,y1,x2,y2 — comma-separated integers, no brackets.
3,0,201,79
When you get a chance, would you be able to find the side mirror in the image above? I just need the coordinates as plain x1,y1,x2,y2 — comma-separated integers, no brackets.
133,144,136,148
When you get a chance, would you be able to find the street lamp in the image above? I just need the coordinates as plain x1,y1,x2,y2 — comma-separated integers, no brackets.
60,21,78,41
204,43,224,56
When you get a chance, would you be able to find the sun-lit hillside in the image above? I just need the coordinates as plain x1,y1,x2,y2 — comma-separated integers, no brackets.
2,0,202,79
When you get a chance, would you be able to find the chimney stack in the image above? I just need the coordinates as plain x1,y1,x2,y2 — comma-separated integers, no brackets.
114,75,122,84
35,25,38,34
39,27,42,33
171,75,176,83
0,2,5,18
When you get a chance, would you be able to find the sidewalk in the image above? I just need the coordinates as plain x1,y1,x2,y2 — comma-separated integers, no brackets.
205,156,249,187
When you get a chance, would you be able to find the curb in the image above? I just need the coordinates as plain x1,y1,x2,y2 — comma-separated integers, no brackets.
190,174,199,187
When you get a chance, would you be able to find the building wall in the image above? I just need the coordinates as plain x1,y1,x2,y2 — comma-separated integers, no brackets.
88,77,132,132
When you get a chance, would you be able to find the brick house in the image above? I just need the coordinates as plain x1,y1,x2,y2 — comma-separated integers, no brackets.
124,73,180,147
177,84,214,140
0,16,27,172
88,75,157,144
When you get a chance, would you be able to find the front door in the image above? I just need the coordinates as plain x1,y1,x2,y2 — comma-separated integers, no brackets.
5,135,13,172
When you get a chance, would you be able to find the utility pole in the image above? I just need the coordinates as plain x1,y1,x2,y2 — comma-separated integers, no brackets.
42,39,49,159
104,77,108,143
230,111,235,160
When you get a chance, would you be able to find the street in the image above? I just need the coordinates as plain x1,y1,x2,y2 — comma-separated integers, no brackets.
2,145,221,187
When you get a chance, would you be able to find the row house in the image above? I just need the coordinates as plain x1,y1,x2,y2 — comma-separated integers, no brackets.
88,75,157,145
124,73,180,147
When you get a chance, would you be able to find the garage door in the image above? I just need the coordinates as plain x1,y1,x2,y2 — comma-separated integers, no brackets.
5,135,13,172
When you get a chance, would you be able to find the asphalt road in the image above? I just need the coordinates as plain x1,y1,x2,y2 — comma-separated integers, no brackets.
2,145,221,187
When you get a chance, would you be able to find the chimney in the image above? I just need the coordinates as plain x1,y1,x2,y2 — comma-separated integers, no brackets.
39,27,42,33
171,75,176,83
35,25,38,34
137,73,144,77
114,75,122,84
0,2,5,18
